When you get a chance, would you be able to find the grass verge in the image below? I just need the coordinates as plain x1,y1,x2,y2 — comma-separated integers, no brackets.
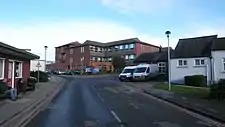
154,83,210,98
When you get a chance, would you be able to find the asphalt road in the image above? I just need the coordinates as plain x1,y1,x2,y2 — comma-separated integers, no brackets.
26,76,214,127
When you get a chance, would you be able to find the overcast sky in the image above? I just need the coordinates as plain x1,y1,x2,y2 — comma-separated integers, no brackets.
0,0,224,61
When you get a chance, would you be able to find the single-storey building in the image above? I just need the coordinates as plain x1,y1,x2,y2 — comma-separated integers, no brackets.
134,47,173,74
171,35,225,85
0,42,39,88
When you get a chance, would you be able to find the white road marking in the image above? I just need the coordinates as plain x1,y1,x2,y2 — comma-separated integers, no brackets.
110,110,124,127
91,85,105,102
142,92,225,127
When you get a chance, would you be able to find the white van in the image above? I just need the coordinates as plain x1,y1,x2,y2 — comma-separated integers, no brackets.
132,64,158,81
119,66,137,81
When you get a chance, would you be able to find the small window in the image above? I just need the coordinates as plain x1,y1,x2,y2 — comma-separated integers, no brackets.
146,67,150,73
15,61,22,78
81,47,84,53
178,60,187,67
158,62,166,73
108,58,112,62
70,49,73,54
0,59,4,79
115,46,119,50
125,55,129,60
108,48,111,52
223,58,225,71
129,55,135,60
195,59,205,66
125,44,129,49
98,57,101,62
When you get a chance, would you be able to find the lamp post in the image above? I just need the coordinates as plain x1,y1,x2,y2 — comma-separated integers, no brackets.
44,46,48,72
165,31,171,90
80,57,84,75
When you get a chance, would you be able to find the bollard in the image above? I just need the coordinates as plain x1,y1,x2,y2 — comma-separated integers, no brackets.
10,88,17,101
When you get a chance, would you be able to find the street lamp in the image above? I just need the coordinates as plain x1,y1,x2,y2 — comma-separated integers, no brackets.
44,46,48,72
165,31,171,90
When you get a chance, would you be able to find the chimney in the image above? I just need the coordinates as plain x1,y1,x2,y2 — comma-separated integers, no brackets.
159,45,162,52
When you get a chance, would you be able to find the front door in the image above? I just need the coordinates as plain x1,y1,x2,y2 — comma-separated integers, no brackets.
8,61,15,88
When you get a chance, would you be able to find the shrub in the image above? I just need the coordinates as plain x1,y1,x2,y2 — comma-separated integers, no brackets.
210,79,225,100
184,75,207,87
30,71,49,82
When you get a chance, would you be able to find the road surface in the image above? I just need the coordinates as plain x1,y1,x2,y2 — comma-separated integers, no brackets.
26,76,214,127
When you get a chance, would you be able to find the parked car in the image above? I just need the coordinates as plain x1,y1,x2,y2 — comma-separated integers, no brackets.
119,66,137,82
132,64,159,81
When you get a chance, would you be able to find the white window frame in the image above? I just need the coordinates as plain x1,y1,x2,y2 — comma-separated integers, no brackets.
81,47,84,53
177,59,187,67
158,62,166,73
15,61,23,78
194,59,205,66
0,58,5,80
222,58,225,72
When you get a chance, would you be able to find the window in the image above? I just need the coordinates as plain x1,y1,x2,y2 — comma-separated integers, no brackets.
146,67,150,73
108,58,112,62
223,58,225,71
115,46,119,50
129,55,135,60
129,43,134,49
70,57,73,63
0,59,4,79
15,61,22,78
119,45,124,50
125,44,129,49
98,57,101,62
194,59,205,66
177,60,187,67
108,48,111,52
125,55,129,60
158,62,166,73
102,58,105,62
81,47,84,53
98,47,101,52
70,49,73,54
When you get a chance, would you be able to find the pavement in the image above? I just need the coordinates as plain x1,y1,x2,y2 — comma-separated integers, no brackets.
122,81,225,124
26,75,221,127
0,75,68,127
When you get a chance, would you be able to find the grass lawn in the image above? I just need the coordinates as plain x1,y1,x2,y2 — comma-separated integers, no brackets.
154,83,210,98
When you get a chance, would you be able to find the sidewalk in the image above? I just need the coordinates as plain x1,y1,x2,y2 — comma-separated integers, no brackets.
125,82,225,123
0,76,67,127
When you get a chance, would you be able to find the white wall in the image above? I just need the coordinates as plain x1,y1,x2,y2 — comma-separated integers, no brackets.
171,57,211,84
212,51,225,82
30,60,45,71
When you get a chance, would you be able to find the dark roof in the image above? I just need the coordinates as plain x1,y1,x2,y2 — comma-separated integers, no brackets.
83,40,106,47
55,41,81,48
134,48,173,63
212,37,225,51
0,42,39,60
171,35,217,59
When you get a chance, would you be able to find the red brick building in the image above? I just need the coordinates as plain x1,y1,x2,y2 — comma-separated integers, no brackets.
52,38,159,71
0,42,39,88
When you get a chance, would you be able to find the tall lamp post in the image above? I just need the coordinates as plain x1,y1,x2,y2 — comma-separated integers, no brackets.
44,46,48,72
165,31,171,90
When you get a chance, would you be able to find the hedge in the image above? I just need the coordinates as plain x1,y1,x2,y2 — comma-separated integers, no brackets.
30,71,49,82
210,79,225,100
184,75,207,87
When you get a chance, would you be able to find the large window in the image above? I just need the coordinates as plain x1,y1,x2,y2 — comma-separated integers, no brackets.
194,59,205,66
15,61,22,78
119,45,124,50
158,62,166,73
0,59,4,79
177,60,187,67
129,43,134,49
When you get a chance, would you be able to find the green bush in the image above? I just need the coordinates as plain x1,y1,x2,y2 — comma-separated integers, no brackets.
184,75,207,87
30,71,49,82
210,79,225,100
